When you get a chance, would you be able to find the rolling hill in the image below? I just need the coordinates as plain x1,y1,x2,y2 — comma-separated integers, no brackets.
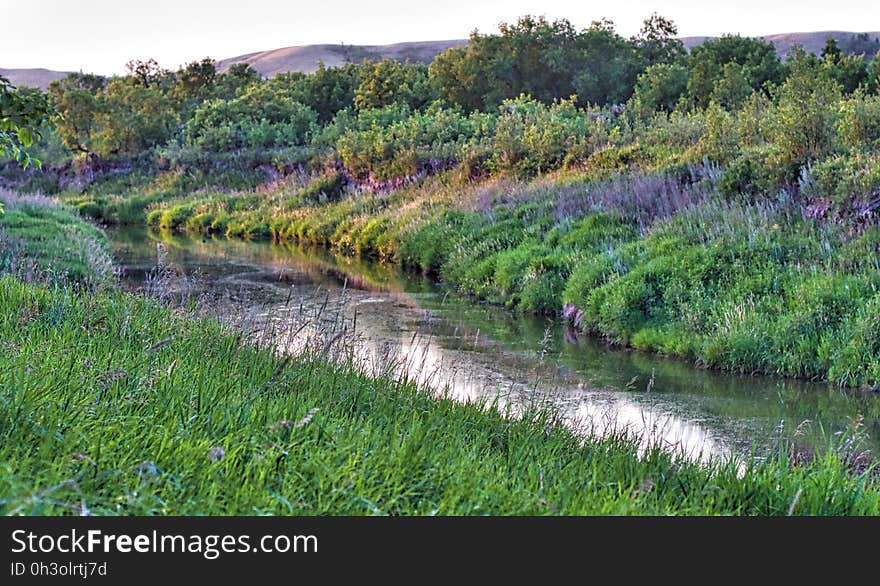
0,67,71,90
2,31,878,89
216,39,469,77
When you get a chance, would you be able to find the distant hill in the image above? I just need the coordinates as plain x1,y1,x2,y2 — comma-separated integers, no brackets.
681,30,880,58
3,31,879,90
216,39,470,77
0,67,71,90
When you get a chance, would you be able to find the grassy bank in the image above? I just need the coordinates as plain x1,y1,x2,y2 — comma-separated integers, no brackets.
0,188,113,287
2,275,879,515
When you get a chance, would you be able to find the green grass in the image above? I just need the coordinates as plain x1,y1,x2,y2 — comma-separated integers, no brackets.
0,190,113,287
2,275,879,515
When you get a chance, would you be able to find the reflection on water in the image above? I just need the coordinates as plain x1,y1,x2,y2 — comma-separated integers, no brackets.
108,226,880,463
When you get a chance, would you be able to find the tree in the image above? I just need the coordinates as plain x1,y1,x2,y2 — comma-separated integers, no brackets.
172,58,217,112
186,83,318,151
635,13,686,67
354,60,437,111
687,35,784,107
821,37,843,62
429,16,642,111
1,76,53,213
93,78,177,157
630,63,689,113
823,53,868,94
770,47,843,165
47,72,107,153
214,63,262,100
429,46,484,111
570,19,643,106
870,51,880,93
711,62,752,110
125,58,168,88
1,76,53,170
286,63,362,122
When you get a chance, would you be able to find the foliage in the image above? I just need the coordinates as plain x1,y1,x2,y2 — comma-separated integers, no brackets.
4,275,880,514
1,76,53,171
631,63,689,114
430,15,642,111
186,84,319,151
354,60,437,111
769,48,843,166
687,35,785,108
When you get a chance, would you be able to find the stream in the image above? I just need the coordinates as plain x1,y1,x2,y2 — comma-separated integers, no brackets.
108,226,880,464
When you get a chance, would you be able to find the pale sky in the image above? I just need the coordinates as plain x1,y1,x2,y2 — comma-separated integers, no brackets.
3,0,878,75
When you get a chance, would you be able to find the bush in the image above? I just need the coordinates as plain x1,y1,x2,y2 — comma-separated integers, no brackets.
187,84,319,151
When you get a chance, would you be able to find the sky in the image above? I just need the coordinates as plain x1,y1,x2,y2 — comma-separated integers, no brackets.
3,0,878,75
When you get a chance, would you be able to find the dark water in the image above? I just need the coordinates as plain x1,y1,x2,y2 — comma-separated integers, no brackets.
107,226,880,463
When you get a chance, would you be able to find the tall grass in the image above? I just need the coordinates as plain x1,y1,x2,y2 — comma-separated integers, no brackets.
2,275,879,515
126,158,880,389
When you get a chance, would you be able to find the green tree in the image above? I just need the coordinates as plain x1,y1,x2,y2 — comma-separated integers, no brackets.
687,35,784,108
634,12,686,67
570,19,643,106
215,63,262,100
1,76,53,212
837,88,880,149
171,58,217,114
125,58,168,88
429,46,483,111
736,90,772,146
1,76,53,169
430,16,643,111
630,63,689,113
821,37,843,62
47,72,107,154
354,60,437,111
870,51,880,93
287,63,362,122
711,62,752,110
186,83,318,151
93,78,177,157
770,47,843,165
824,53,869,94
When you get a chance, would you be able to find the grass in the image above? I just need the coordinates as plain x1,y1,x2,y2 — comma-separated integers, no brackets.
2,275,879,515
0,188,114,287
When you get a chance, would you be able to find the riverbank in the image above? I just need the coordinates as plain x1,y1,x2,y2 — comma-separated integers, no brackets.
0,188,113,287
131,162,880,390
12,58,880,389
2,190,880,515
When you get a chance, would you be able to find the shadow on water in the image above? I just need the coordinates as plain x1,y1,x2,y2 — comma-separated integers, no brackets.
108,226,880,463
